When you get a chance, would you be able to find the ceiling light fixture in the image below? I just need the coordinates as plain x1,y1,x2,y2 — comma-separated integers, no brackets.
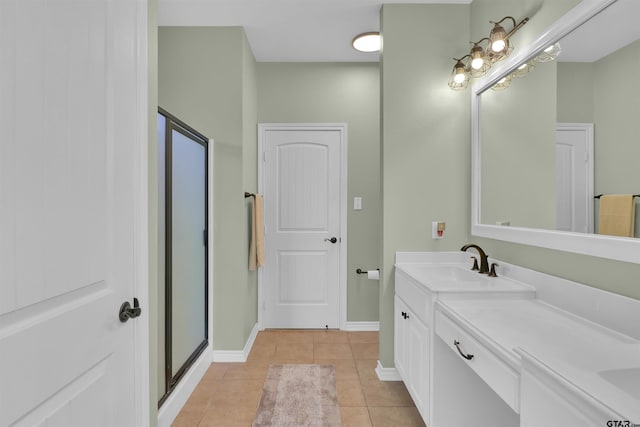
352,32,381,53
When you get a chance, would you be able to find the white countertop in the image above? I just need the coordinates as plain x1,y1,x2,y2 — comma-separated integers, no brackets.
396,262,534,293
436,298,640,422
395,251,535,294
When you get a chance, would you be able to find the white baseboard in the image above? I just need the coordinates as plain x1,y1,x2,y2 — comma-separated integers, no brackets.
375,360,401,381
158,323,260,427
158,346,214,427
212,322,259,363
343,321,379,331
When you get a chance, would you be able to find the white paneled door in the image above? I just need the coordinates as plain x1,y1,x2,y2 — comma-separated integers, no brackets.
0,0,148,426
260,125,346,329
556,124,594,234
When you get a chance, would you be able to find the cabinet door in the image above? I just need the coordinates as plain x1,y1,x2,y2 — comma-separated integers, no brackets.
407,310,430,420
395,295,430,421
394,296,408,379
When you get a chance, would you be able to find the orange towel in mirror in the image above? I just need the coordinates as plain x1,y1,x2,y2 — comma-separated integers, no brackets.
598,195,635,237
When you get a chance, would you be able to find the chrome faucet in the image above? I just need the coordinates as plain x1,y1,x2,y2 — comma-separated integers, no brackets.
460,244,490,274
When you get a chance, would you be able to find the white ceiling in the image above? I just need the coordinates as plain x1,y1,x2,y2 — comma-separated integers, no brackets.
158,0,640,63
157,0,471,62
558,0,640,62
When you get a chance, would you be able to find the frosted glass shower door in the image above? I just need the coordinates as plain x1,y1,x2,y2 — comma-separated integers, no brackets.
158,107,210,406
158,108,208,404
170,126,207,378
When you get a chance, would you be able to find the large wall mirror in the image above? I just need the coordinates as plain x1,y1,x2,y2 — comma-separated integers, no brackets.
471,0,640,264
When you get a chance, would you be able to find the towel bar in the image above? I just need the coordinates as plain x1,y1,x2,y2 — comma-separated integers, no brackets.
594,194,640,199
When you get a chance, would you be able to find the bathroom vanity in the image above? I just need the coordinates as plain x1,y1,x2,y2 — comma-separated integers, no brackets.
395,251,640,427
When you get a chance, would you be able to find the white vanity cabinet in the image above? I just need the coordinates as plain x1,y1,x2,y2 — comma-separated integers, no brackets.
394,252,535,426
519,350,626,427
394,272,431,421
393,252,640,427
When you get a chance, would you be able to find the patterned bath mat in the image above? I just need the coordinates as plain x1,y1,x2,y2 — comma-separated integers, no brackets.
253,364,341,427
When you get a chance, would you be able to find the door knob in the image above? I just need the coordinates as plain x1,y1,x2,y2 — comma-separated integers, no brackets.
119,297,142,322
324,237,338,244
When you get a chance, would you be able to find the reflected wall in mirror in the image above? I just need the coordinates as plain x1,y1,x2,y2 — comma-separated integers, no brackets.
478,0,640,238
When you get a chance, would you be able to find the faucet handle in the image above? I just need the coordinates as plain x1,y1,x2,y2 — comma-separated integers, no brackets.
470,256,479,271
488,262,499,277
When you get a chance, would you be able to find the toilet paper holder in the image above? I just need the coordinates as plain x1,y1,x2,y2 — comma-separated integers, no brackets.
356,268,379,274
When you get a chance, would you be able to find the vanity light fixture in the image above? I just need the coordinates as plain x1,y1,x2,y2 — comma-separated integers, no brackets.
469,38,492,77
448,56,471,90
534,42,561,62
486,16,529,62
513,61,535,77
491,74,513,91
352,32,381,52
448,15,528,91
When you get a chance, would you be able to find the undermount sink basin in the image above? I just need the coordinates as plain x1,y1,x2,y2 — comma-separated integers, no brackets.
396,263,534,293
598,368,640,400
418,265,484,281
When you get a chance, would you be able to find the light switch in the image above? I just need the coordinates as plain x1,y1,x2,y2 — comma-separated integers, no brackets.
354,197,362,210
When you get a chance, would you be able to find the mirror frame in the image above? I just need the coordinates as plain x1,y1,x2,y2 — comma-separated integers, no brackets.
471,0,640,264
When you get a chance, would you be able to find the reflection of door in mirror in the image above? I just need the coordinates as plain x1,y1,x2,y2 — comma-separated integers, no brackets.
480,59,557,230
555,123,593,233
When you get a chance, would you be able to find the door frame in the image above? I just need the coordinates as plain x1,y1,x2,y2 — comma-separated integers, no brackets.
556,123,594,234
134,2,150,425
257,123,348,330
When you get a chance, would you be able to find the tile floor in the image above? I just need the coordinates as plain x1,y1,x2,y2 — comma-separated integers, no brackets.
171,330,426,427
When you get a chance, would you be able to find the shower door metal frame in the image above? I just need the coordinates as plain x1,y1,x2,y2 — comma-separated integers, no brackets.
158,107,209,406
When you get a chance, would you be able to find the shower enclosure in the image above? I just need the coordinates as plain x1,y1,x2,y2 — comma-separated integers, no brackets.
157,108,209,405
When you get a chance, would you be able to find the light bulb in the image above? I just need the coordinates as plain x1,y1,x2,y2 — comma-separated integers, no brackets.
518,63,527,70
471,57,484,70
544,45,554,53
454,72,466,84
491,39,506,52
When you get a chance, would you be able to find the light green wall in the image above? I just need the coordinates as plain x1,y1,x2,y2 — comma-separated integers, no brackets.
593,40,640,201
257,63,381,321
242,34,259,338
557,62,594,123
380,4,471,367
480,61,557,228
158,27,257,351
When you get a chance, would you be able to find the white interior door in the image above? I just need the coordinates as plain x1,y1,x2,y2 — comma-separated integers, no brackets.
555,123,594,233
260,125,346,329
0,0,147,426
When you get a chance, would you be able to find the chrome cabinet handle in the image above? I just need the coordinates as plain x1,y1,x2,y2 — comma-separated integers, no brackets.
453,340,474,360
